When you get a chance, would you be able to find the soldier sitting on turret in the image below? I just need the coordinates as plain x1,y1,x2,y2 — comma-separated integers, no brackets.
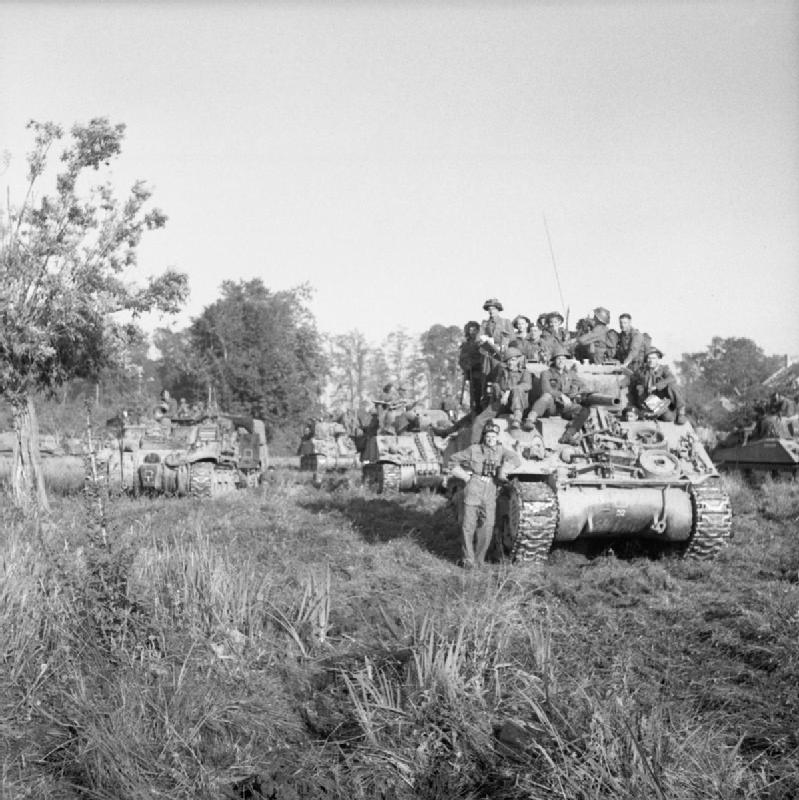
574,306,618,364
509,315,546,364
615,313,645,371
633,347,687,424
528,345,590,444
470,345,533,441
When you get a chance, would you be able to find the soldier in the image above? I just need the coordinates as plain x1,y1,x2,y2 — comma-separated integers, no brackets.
471,345,533,440
528,345,591,444
375,383,403,434
634,347,687,424
459,320,484,412
540,311,570,361
157,389,177,418
176,397,191,418
615,313,645,371
510,314,546,363
448,421,521,568
479,298,514,354
574,306,617,364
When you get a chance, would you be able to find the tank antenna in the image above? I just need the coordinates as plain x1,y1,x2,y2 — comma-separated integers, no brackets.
542,213,567,317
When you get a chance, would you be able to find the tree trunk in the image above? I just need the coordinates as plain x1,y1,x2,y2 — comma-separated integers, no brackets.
11,394,50,514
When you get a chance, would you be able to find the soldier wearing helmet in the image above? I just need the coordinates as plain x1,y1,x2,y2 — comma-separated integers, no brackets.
479,298,514,354
633,347,687,424
574,306,617,364
459,320,484,412
528,345,590,443
470,344,533,440
448,421,521,569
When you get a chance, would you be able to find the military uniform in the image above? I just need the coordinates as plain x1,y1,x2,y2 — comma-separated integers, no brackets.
615,327,645,369
575,323,618,364
480,315,514,352
634,362,685,422
449,441,521,566
459,335,484,412
509,334,546,363
471,348,533,441
531,364,586,418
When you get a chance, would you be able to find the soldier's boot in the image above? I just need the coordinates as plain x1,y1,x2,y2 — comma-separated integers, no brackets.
675,408,687,425
521,416,537,432
558,405,591,445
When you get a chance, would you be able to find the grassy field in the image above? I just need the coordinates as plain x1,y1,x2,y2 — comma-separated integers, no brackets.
1,470,797,799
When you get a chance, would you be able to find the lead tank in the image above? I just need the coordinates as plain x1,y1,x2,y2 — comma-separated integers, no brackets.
443,361,732,562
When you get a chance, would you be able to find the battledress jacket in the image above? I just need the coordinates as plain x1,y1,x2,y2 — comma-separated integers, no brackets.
615,327,645,366
509,335,547,363
637,364,677,396
538,366,587,403
479,316,515,350
449,443,522,503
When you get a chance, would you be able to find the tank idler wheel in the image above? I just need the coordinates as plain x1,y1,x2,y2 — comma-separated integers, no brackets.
504,481,558,564
189,462,214,498
684,479,732,560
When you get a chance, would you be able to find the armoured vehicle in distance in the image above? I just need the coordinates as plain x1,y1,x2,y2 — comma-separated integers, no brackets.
711,420,799,479
298,420,360,475
362,408,451,493
443,361,732,563
104,413,268,497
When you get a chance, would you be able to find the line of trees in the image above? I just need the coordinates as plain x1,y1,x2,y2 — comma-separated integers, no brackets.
1,117,792,515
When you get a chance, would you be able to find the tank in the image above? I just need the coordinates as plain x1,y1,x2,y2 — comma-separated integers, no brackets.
104,413,268,497
361,408,451,493
443,361,733,562
711,419,799,479
298,420,360,474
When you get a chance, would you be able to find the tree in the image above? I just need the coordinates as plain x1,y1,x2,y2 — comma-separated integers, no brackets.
419,323,463,407
675,336,783,428
152,327,206,407
329,329,370,409
0,118,188,512
187,279,326,430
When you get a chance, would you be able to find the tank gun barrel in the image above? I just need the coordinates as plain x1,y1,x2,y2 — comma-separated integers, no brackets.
578,392,623,408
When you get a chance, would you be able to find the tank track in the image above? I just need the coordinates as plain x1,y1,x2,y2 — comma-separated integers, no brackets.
685,479,733,560
510,482,558,564
189,462,213,498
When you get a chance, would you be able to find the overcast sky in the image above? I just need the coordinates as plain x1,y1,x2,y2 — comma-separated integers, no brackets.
1,1,797,362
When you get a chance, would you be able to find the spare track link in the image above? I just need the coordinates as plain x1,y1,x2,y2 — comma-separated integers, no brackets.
511,482,558,564
686,479,732,560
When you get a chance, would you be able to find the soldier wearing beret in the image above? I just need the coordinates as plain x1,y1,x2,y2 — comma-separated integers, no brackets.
448,422,521,568
633,347,687,424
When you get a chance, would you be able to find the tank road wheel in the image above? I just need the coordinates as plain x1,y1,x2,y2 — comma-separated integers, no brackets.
189,462,214,498
684,479,733,560
505,481,558,564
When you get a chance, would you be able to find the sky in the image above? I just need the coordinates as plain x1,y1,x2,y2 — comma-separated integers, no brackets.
1,0,798,364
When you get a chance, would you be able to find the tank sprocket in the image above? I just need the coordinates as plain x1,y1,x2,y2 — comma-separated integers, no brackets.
509,481,558,563
685,478,732,559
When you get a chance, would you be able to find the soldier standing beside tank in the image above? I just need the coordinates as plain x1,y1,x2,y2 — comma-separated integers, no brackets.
471,345,532,440
634,347,687,424
615,313,645,371
459,321,484,412
448,422,521,569
574,307,617,364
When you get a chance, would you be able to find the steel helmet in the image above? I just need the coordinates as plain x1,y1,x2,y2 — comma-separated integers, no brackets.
504,346,524,361
593,307,611,325
482,297,504,311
